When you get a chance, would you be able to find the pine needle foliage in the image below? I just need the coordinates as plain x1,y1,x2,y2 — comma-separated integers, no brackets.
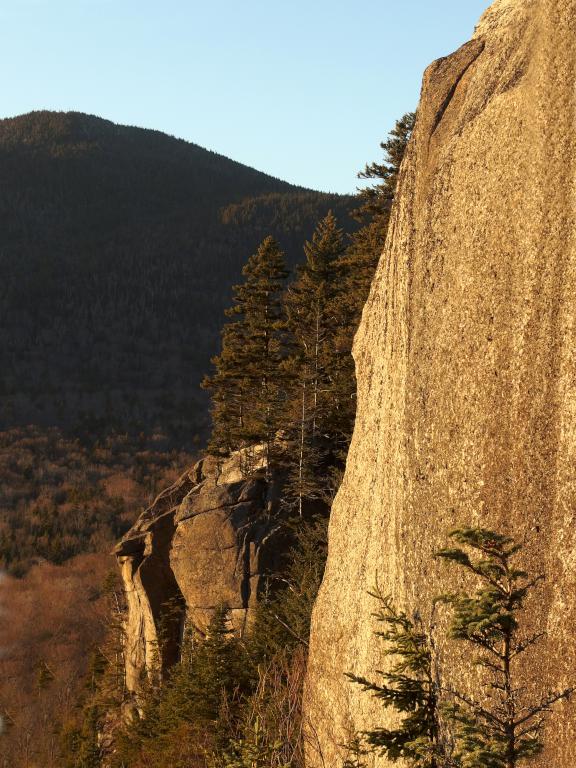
436,528,573,768
203,236,289,460
210,715,292,768
345,587,442,767
336,112,416,332
251,516,329,660
353,111,417,224
112,606,253,767
329,113,416,455
283,212,346,513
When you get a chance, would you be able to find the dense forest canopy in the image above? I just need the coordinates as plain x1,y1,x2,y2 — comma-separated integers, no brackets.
0,111,354,443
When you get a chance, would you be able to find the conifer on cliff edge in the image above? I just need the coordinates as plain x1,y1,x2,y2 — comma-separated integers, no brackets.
203,235,289,460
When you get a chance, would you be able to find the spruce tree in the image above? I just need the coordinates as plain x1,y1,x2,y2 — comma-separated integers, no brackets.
111,606,253,767
436,528,573,768
331,113,416,451
283,212,345,513
212,716,291,768
203,321,251,456
337,112,416,326
204,236,289,464
354,111,417,225
251,516,329,659
345,587,442,767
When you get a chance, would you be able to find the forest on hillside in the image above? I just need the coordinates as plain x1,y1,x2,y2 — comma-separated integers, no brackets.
0,111,353,442
0,111,353,768
0,110,412,768
0,110,354,580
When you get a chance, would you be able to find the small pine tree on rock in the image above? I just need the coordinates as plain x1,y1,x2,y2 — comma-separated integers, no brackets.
345,586,442,767
436,527,573,768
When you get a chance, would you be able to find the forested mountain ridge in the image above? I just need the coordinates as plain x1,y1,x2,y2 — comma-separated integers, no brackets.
0,111,353,765
0,110,353,442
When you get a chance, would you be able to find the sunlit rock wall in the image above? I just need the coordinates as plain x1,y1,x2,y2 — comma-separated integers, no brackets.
305,0,576,764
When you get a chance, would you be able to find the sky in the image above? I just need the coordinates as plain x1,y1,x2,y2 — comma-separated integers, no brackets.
1,0,491,193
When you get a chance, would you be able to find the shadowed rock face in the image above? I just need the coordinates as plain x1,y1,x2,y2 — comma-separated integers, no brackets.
116,448,281,694
305,1,576,765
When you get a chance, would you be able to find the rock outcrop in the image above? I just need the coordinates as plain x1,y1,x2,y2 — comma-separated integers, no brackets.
305,1,576,765
116,447,281,693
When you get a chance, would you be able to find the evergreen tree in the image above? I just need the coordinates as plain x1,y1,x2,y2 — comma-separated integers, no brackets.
204,236,289,465
338,112,416,324
331,113,416,451
112,606,253,767
283,212,346,512
215,519,329,768
436,528,573,768
212,716,291,768
251,516,329,660
345,587,442,767
203,321,251,456
354,112,417,225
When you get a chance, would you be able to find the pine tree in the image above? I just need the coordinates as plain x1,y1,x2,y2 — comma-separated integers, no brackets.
222,519,329,768
212,716,291,768
204,236,289,465
338,112,416,324
203,321,251,456
251,516,329,660
436,528,573,768
283,212,346,513
112,606,254,767
345,587,442,767
354,112,417,225
331,113,416,451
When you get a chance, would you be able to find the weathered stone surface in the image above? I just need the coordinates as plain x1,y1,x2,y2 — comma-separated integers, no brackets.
305,1,576,765
115,446,279,694
172,474,279,636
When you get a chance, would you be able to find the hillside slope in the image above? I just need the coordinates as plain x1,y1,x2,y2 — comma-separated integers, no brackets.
0,111,353,442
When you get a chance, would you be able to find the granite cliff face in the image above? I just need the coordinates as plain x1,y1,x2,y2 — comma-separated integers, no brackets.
115,447,281,694
305,0,576,765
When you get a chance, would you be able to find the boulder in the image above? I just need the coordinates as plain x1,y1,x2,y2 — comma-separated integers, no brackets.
115,446,280,694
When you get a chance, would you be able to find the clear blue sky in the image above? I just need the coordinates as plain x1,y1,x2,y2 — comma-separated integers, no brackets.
1,0,491,193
